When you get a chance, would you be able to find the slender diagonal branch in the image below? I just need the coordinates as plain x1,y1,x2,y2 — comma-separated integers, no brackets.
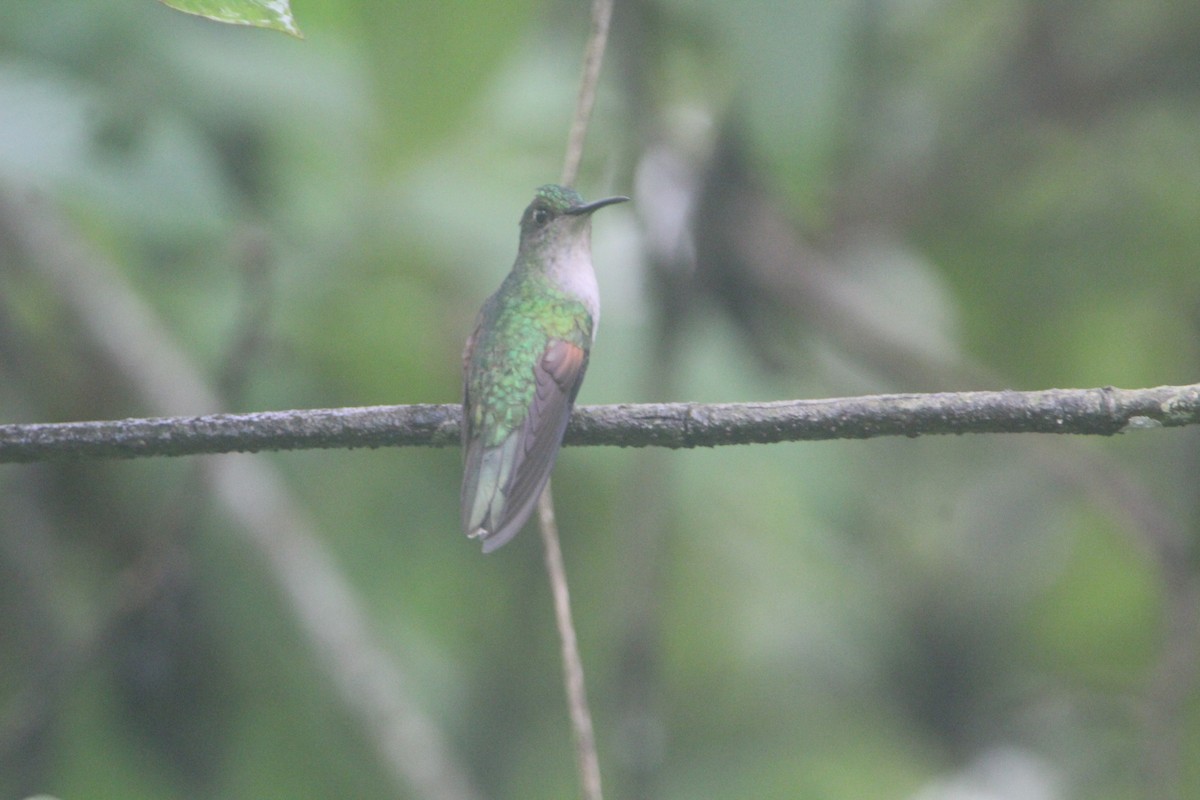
544,2,617,799
560,0,616,189
2,383,1197,464
538,484,604,800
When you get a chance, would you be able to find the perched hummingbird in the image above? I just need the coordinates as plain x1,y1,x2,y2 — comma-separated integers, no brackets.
461,184,628,552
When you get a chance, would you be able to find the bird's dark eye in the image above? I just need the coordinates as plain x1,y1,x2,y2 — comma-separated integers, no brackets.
532,208,550,226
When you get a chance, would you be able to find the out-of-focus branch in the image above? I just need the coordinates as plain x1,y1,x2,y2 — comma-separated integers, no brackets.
0,190,482,800
2,383,1197,463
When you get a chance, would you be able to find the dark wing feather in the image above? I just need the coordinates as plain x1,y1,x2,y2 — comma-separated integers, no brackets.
460,314,488,533
465,339,588,553
460,318,480,449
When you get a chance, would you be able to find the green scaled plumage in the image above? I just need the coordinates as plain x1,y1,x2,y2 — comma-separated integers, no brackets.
461,185,628,552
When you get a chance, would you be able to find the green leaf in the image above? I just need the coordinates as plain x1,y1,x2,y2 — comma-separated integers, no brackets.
157,0,302,37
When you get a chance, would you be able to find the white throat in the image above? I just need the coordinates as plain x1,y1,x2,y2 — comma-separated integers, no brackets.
545,231,600,329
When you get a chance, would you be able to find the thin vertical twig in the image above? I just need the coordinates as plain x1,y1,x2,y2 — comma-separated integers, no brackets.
538,483,603,800
560,0,617,189
540,1,617,798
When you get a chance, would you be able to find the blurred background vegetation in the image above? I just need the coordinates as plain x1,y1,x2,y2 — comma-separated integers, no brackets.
1,0,1199,798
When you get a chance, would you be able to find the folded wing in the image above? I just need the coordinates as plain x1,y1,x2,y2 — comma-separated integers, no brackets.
461,339,588,552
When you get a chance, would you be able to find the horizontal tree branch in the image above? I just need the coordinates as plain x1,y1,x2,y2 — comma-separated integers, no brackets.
2,383,1198,464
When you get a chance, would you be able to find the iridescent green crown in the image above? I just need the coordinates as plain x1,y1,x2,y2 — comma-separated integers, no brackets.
532,184,584,212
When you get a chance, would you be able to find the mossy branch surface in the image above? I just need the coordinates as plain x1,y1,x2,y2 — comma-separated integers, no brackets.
3,383,1196,463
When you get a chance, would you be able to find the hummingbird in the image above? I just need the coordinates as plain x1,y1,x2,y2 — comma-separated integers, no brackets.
461,184,628,552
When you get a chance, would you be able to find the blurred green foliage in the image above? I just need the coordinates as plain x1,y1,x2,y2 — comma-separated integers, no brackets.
2,1,1199,798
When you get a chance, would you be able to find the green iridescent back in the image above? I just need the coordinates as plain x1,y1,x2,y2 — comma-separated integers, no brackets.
466,269,593,447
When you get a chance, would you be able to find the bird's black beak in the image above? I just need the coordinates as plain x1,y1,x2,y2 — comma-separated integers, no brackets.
567,195,630,215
